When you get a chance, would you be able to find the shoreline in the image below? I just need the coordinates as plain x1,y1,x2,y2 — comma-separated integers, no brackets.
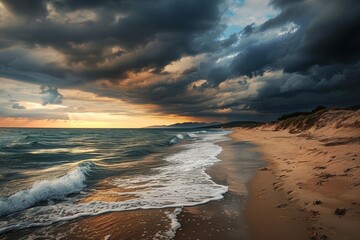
175,136,264,239
232,128,360,240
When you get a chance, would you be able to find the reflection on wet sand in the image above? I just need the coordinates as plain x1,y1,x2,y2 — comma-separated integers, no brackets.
175,140,264,240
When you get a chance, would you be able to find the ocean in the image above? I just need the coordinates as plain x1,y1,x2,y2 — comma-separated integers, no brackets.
0,128,233,238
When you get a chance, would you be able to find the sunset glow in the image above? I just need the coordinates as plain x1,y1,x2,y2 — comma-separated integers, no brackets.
0,78,200,128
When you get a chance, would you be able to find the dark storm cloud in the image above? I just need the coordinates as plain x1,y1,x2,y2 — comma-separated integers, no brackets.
232,0,360,75
242,23,255,35
231,35,292,77
1,0,47,20
219,0,360,119
220,33,238,48
0,0,359,121
0,0,223,78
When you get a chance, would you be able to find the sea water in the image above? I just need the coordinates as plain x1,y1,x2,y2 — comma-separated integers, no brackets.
0,128,229,236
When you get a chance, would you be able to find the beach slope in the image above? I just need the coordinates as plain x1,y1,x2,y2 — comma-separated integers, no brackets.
232,108,360,240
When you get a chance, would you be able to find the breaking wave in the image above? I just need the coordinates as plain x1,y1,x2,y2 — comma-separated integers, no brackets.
0,163,92,217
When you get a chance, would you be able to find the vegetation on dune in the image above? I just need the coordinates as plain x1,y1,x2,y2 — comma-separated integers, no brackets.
204,105,360,132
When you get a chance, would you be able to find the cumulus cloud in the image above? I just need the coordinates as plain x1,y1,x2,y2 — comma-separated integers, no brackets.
40,85,63,105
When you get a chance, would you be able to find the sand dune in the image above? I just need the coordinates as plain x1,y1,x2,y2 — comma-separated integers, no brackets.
232,108,360,240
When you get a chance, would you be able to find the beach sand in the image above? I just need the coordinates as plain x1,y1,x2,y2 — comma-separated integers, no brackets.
232,121,360,239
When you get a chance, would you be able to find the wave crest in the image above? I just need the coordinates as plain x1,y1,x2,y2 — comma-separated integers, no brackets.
0,163,91,217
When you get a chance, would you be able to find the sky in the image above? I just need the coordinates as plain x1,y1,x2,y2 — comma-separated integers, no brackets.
0,0,359,128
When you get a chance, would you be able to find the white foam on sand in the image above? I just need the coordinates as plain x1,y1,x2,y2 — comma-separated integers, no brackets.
153,208,182,240
104,234,112,240
0,131,230,235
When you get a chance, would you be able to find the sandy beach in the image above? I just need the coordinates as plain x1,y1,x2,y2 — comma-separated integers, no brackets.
232,109,360,240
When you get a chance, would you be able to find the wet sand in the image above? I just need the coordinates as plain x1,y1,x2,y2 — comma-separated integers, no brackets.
0,134,264,240
175,140,264,240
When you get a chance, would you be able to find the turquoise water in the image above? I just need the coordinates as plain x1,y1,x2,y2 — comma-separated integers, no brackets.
0,128,229,235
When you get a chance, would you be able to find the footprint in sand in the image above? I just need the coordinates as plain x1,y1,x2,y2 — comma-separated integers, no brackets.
297,207,306,212
316,180,328,186
273,181,284,191
309,210,320,217
313,166,326,170
279,174,289,178
273,182,284,187
299,160,310,163
277,204,288,209
313,200,323,205
296,182,304,189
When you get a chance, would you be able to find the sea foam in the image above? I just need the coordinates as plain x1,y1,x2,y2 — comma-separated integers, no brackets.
187,133,197,138
168,133,185,145
114,131,229,207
